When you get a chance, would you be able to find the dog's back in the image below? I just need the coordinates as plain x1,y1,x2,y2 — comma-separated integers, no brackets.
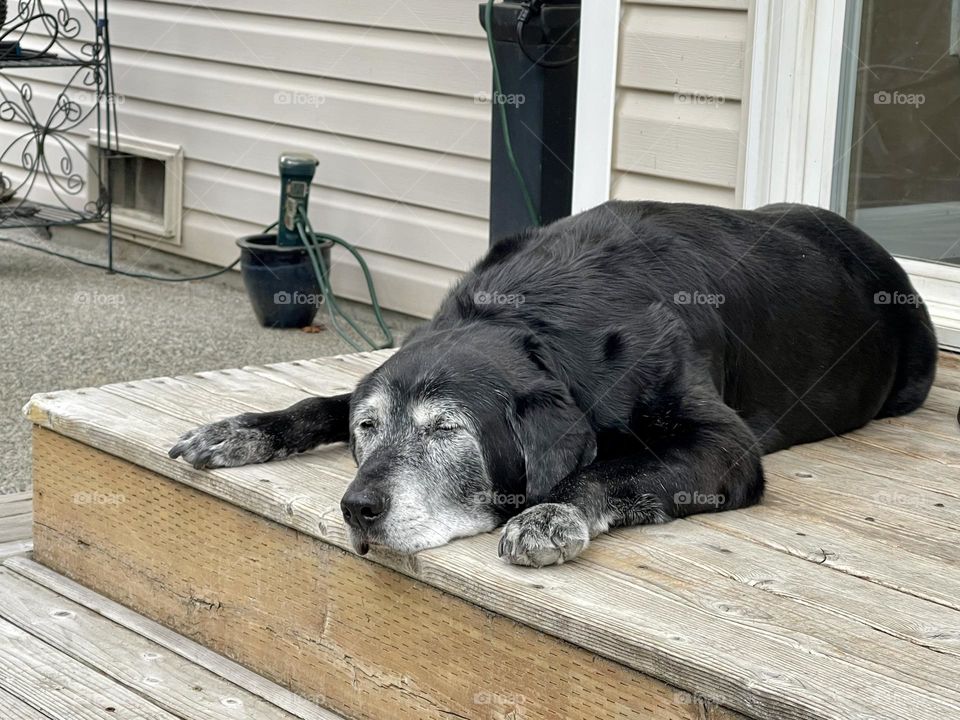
437,200,937,452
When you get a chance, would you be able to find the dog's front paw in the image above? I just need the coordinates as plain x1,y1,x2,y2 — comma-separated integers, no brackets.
498,503,590,567
168,415,280,469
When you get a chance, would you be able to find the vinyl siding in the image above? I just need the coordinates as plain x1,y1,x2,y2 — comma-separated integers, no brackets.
612,0,750,208
3,0,492,318
2,1,757,317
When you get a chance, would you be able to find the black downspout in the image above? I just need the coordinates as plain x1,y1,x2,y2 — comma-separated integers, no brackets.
479,1,581,245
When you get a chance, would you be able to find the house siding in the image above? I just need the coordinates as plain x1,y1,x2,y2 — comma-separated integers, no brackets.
2,1,755,318
4,0,493,318
611,0,750,208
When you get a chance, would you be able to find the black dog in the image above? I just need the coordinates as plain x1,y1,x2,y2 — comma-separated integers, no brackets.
170,201,937,566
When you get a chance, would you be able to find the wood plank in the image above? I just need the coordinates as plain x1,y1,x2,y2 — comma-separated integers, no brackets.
23,352,960,720
29,428,960,720
103,360,960,574
30,432,744,720
0,540,33,561
693,504,960,611
0,615,178,720
0,568,315,720
836,420,960,466
934,351,960,390
0,687,52,720
0,491,31,515
587,525,960,691
0,491,32,544
791,431,959,499
764,454,960,559
618,522,960,662
4,557,338,720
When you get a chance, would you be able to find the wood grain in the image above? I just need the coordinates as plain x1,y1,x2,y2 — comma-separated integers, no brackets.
3,556,339,720
0,615,178,719
31,431,741,720
0,539,33,561
0,567,319,720
23,351,960,720
0,687,55,720
0,491,32,544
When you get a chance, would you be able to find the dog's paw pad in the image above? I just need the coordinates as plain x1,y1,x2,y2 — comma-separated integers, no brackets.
168,416,275,469
498,503,590,567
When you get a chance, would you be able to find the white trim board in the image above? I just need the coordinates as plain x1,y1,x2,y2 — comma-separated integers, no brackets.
741,0,847,209
570,0,621,213
898,258,960,352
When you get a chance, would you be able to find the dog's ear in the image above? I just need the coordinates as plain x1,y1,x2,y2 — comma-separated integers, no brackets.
509,381,597,503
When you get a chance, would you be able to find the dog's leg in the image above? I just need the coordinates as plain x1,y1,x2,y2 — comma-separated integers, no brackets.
498,394,763,567
169,393,351,469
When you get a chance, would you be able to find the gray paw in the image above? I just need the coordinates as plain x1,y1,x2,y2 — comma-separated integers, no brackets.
498,503,590,567
168,415,279,469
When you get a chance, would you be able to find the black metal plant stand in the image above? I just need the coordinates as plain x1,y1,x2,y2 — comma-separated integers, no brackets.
0,0,116,263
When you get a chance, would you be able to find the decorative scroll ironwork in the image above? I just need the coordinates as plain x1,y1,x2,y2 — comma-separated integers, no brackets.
0,1,97,65
0,0,113,227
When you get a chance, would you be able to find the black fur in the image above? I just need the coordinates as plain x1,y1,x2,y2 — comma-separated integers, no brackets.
172,201,939,558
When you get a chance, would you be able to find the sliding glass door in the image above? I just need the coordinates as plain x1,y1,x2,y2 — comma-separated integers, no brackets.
833,0,960,347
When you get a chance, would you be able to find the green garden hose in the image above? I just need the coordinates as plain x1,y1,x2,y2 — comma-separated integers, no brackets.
283,208,394,351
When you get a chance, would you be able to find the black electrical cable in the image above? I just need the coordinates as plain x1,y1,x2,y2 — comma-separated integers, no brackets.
0,235,241,281
516,0,579,69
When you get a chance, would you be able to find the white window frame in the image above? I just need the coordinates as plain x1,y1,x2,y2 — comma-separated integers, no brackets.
742,0,960,350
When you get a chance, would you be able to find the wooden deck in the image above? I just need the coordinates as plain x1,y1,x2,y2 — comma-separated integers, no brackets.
0,498,341,719
20,350,960,720
0,491,32,560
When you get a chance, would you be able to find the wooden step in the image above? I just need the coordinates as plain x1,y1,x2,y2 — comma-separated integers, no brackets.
21,350,960,720
0,556,340,719
0,491,33,560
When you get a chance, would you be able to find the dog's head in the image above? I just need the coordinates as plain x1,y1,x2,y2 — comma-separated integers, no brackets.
340,326,596,555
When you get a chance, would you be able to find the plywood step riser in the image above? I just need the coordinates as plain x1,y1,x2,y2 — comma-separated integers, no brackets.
32,428,745,720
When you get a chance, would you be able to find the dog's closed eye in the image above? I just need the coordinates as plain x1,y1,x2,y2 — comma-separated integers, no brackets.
432,418,463,434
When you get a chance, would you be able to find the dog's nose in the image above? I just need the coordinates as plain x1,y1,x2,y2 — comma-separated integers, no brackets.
340,489,388,530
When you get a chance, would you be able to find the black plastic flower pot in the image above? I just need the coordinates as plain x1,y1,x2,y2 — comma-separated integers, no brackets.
236,233,333,328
